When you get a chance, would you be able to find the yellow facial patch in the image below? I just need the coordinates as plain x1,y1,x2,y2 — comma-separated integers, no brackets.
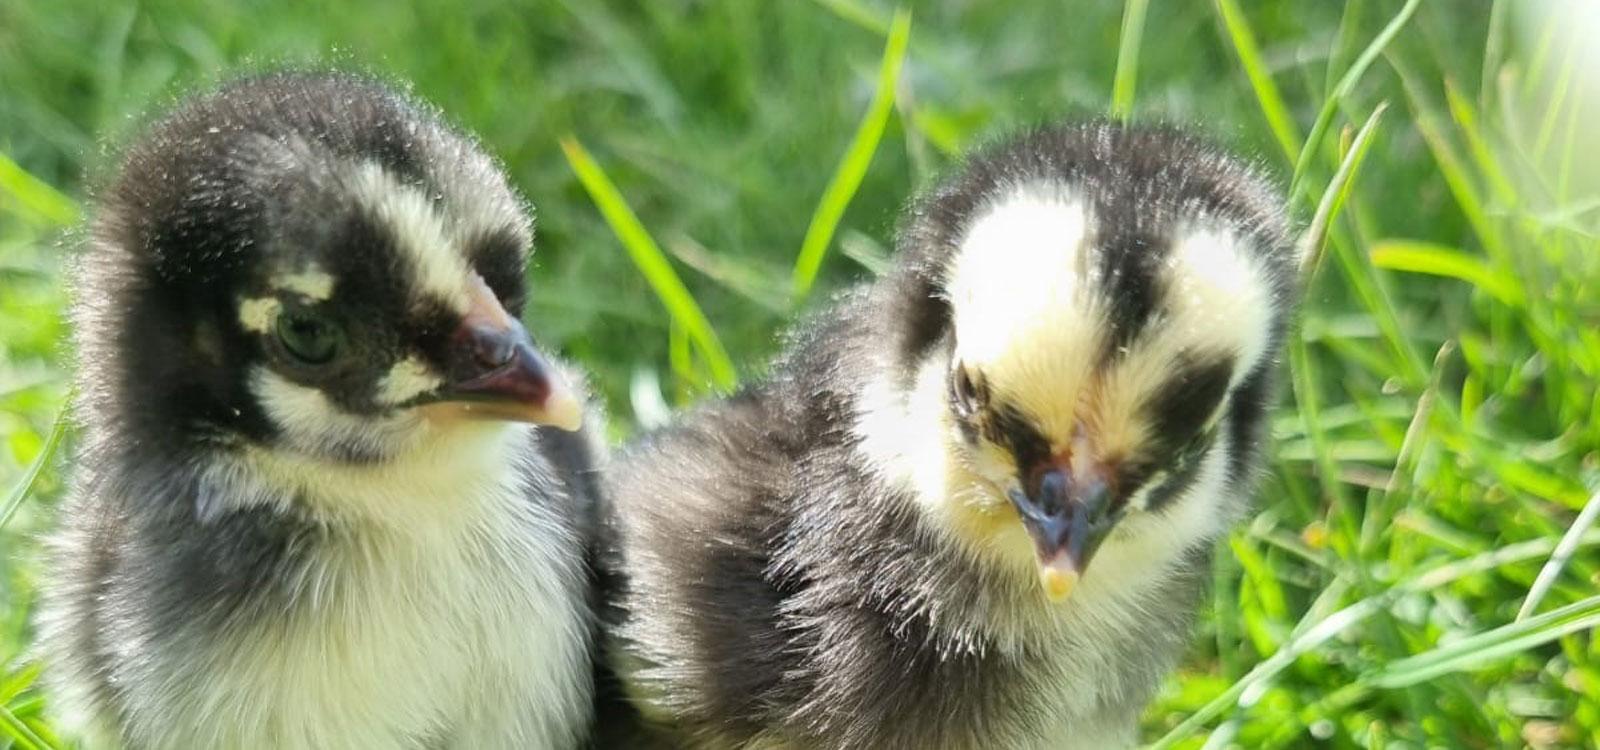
238,297,283,334
271,267,336,301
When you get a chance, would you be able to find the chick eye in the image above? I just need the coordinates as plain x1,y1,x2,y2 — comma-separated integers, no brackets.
276,309,342,365
950,362,986,419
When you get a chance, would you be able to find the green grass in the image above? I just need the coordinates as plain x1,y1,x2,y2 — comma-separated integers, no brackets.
3,0,1598,747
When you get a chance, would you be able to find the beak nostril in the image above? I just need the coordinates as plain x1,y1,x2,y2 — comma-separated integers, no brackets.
1038,469,1068,515
466,325,517,371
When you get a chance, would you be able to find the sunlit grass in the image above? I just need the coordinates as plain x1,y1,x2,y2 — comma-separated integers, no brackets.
2,1,1597,747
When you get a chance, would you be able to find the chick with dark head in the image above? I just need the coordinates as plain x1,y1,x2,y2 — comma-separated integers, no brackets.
39,71,598,750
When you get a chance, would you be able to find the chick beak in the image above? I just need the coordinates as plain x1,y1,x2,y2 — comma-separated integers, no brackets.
424,274,584,431
1006,457,1117,603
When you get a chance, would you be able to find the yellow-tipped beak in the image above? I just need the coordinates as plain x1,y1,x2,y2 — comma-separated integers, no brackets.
1039,558,1081,602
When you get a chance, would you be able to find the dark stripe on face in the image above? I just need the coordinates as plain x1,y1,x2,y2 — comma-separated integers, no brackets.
989,403,1052,481
1223,365,1273,483
1094,226,1166,362
1116,353,1235,512
1136,450,1209,513
891,263,954,381
1144,351,1235,456
465,227,530,315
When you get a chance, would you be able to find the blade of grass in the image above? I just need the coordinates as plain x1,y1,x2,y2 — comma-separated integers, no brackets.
1285,106,1389,545
1109,0,1151,120
1369,595,1600,689
1552,50,1585,202
1211,0,1301,162
1323,0,1367,99
1479,0,1508,108
790,8,912,303
839,229,892,277
1147,595,1383,750
1148,531,1600,748
1214,0,1424,390
0,406,67,530
1370,240,1524,307
1285,0,1420,201
667,319,694,393
1388,53,1510,264
0,664,42,705
0,703,50,750
807,0,890,36
1286,333,1352,535
559,137,737,389
1531,34,1579,160
1300,102,1387,276
1517,489,1600,621
1358,341,1453,558
0,152,78,227
666,235,788,314
1443,81,1518,209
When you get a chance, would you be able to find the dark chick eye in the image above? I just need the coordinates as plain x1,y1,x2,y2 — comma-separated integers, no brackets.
951,363,986,419
276,310,342,365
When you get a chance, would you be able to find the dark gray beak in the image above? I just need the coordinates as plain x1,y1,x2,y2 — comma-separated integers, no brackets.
1007,458,1119,601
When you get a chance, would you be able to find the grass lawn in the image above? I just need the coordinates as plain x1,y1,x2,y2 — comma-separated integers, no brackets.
3,0,1598,747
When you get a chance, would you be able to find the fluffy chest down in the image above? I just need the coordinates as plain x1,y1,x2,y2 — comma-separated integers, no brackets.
122,443,592,749
778,557,1198,750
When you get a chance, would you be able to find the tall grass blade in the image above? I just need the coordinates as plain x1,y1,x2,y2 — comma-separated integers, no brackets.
807,0,891,36
1370,240,1524,307
559,137,738,389
1286,0,1420,201
1110,0,1151,120
790,8,912,303
1443,81,1517,209
1517,490,1600,621
1389,54,1509,264
1369,595,1600,688
1324,0,1367,99
1300,102,1387,277
1148,532,1600,748
1211,0,1301,162
0,153,78,227
1480,0,1508,107
0,406,67,531
0,664,43,706
0,703,51,750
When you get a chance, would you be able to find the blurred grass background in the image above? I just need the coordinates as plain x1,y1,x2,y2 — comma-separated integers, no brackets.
3,0,1599,747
